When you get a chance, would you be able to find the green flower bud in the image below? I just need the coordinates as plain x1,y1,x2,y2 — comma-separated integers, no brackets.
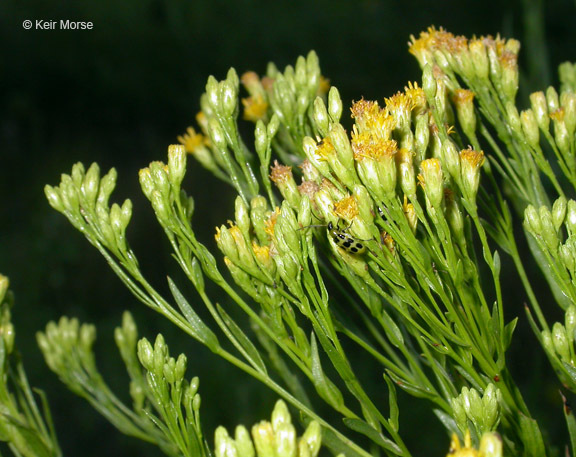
150,190,171,224
479,432,503,457
500,50,519,101
459,148,484,201
235,196,251,237
539,206,559,251
174,353,187,381
254,120,268,159
524,204,542,236
205,76,220,111
552,322,571,362
208,117,228,151
506,102,522,134
70,162,85,187
153,334,167,375
235,426,255,457
328,86,342,123
547,86,560,113
61,175,81,212
566,306,576,344
163,357,176,383
561,92,576,136
452,89,477,139
252,422,275,457
440,139,461,181
469,39,489,80
329,123,355,169
552,196,568,231
138,168,155,200
302,136,332,179
0,275,8,304
275,423,297,457
193,392,201,411
81,163,101,208
312,97,329,137
44,185,65,212
298,195,312,229
560,241,576,273
137,338,154,371
215,427,238,457
419,158,444,208
267,114,280,139
521,109,540,150
450,396,468,433
221,78,239,118
567,200,576,236
1,322,14,354
530,91,550,132
414,112,430,164
481,383,502,431
167,144,187,189
422,64,437,100
271,400,292,432
300,421,321,457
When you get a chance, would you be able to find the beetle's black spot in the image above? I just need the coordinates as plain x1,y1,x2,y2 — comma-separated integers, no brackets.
343,240,352,248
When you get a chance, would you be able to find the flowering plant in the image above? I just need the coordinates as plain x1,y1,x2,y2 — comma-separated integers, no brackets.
2,26,576,457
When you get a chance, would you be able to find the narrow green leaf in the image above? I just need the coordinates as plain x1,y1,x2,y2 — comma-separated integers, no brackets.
503,317,518,350
383,374,399,433
1,415,53,457
310,333,345,411
385,370,435,401
320,426,367,457
492,250,501,276
216,304,267,375
518,412,546,457
562,392,576,457
433,409,460,436
342,418,402,455
379,309,403,348
168,277,219,351
190,257,205,293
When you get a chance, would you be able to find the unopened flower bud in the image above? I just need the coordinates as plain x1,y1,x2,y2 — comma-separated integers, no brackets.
552,322,571,362
539,206,559,251
167,144,187,189
233,426,255,457
552,196,568,231
137,338,154,371
312,97,329,137
479,432,503,457
300,421,322,457
252,422,275,457
328,86,343,123
530,91,550,132
419,158,444,208
521,109,540,149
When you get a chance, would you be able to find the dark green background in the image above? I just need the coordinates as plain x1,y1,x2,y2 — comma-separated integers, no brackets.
1,0,575,455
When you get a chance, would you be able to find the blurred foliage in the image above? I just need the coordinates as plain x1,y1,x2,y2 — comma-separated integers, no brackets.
1,0,575,455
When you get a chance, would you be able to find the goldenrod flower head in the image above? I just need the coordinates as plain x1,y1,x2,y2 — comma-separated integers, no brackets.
385,91,415,131
404,81,427,114
408,26,453,67
447,430,478,457
333,196,359,221
196,111,209,132
270,161,293,184
241,70,263,95
242,94,268,122
550,107,565,122
299,159,321,182
381,231,395,252
177,127,206,154
298,180,320,202
318,75,331,95
351,130,398,162
315,137,337,161
264,207,281,238
418,158,444,207
459,147,485,199
351,99,396,137
403,196,418,233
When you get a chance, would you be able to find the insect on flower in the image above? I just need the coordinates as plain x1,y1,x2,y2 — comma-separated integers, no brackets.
300,220,367,255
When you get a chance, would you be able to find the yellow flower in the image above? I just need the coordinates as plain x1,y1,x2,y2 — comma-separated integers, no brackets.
333,196,359,221
242,94,268,122
177,127,206,154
